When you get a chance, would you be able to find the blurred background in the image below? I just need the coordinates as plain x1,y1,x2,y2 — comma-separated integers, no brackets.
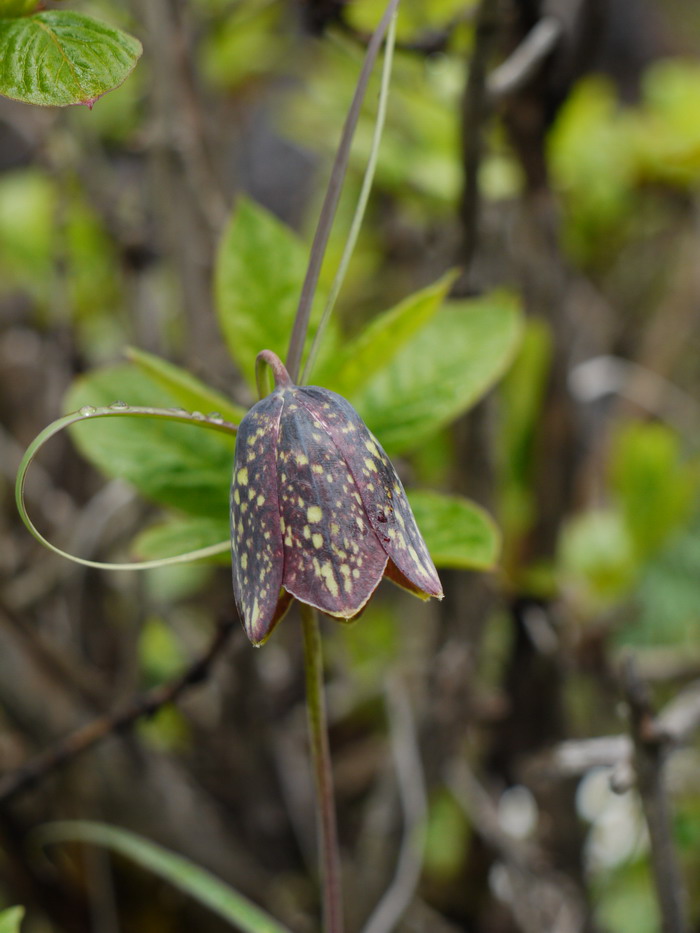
1,0,700,930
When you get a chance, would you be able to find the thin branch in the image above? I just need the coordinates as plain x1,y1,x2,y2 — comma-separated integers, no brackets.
487,17,562,101
621,658,689,933
361,677,427,933
285,0,400,383
0,620,236,804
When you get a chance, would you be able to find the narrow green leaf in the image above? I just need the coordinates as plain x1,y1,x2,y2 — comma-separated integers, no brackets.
0,12,142,107
134,515,229,563
126,347,246,425
317,269,457,397
38,821,292,933
64,366,234,518
215,197,337,389
408,490,500,570
353,292,522,454
0,907,24,933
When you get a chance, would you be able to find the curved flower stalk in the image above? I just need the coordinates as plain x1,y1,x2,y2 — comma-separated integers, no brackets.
232,350,443,645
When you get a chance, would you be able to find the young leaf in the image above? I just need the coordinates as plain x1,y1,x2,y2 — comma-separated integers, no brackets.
315,269,457,397
215,198,337,388
352,292,522,454
0,907,24,933
38,821,292,933
64,366,233,518
407,490,500,570
126,347,246,424
0,12,142,108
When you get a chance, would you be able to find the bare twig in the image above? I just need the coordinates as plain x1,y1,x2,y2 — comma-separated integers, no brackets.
487,17,562,101
621,658,689,933
0,620,235,804
361,677,427,933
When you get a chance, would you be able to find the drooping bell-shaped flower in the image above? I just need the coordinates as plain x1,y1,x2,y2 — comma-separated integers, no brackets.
231,351,443,645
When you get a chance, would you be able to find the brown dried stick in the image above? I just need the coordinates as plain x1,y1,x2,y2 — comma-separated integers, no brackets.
0,620,235,804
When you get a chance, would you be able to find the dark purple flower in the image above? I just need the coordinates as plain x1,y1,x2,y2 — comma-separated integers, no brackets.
231,351,442,645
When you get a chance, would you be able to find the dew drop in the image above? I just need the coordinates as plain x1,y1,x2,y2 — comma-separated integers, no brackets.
79,405,96,416
109,400,129,410
169,407,188,415
207,411,223,422
192,411,205,420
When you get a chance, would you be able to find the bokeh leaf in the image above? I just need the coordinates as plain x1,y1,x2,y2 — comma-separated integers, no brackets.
352,292,522,454
408,490,500,570
215,197,336,389
0,907,24,933
64,366,234,518
38,821,291,933
0,12,142,107
126,347,246,425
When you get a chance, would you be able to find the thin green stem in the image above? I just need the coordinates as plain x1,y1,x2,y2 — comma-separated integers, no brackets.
300,604,343,933
302,11,397,384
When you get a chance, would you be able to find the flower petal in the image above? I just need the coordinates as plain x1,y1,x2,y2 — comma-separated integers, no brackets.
276,392,388,618
300,387,443,599
231,392,287,644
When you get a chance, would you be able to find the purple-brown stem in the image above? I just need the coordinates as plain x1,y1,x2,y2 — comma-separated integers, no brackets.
300,604,344,933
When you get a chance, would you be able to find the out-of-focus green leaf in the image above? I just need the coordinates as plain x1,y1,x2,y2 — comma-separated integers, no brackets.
318,270,456,397
0,12,142,107
424,790,470,882
611,422,700,560
499,319,552,547
215,197,337,389
0,1,36,16
352,292,522,454
38,821,292,933
134,515,229,563
558,509,637,610
126,347,246,425
64,366,234,518
138,616,186,684
408,490,500,570
0,907,24,933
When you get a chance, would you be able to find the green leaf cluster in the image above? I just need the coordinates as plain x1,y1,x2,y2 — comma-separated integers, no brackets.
66,197,522,572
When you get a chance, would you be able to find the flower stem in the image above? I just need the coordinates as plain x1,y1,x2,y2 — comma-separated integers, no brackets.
300,604,344,933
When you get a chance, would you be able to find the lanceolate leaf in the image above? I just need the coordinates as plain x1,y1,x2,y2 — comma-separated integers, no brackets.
317,269,457,398
215,198,337,389
126,347,246,425
65,366,234,518
38,821,292,933
351,292,522,454
407,490,500,570
0,12,142,108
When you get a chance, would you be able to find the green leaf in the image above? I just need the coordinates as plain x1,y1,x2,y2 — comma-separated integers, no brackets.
352,291,522,454
611,422,700,560
0,12,142,108
408,490,500,570
64,366,234,519
215,197,337,389
38,821,292,933
0,1,36,15
126,347,246,425
0,907,24,933
317,269,457,397
134,515,229,563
